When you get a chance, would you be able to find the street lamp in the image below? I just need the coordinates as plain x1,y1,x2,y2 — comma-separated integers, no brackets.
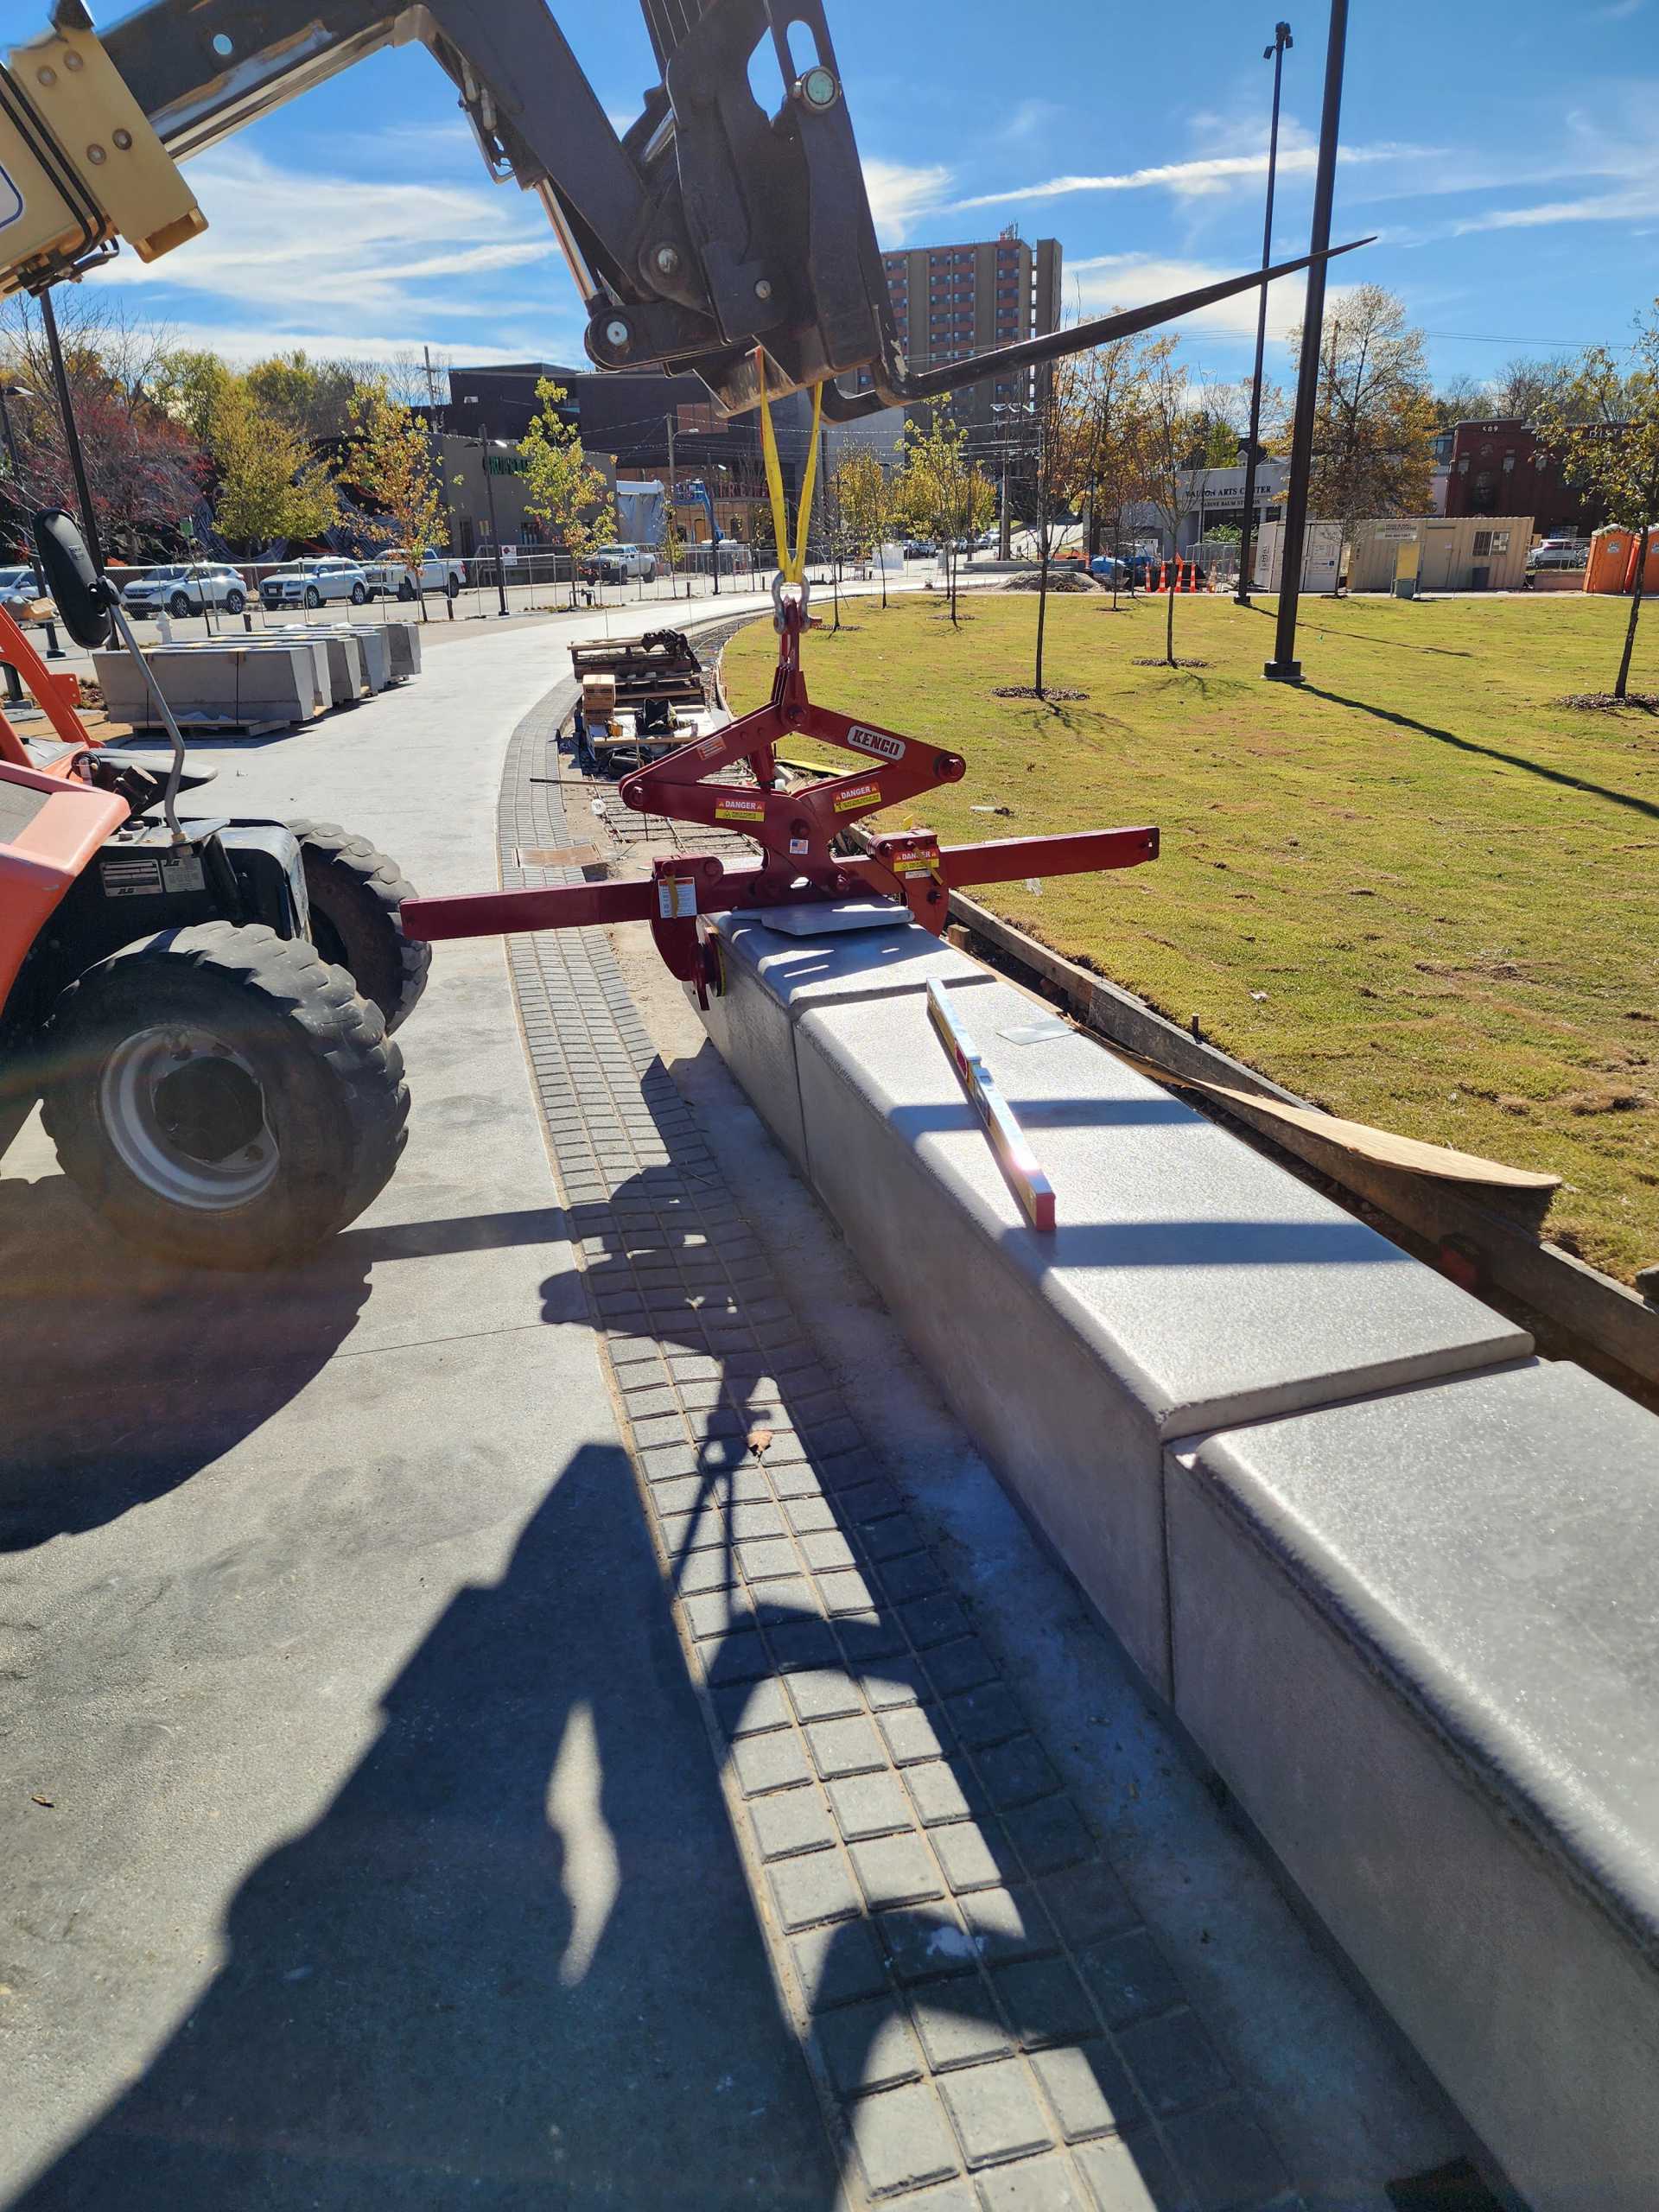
992,400,1035,562
1236,21,1292,607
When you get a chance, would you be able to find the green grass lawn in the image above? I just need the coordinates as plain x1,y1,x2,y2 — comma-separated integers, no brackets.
723,587,1659,1284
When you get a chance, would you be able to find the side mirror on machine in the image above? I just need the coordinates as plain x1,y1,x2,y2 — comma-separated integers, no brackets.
33,508,111,648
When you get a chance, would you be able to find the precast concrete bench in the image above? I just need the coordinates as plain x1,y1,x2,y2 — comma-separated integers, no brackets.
701,911,1529,1694
1168,1363,1659,2210
264,624,368,705
92,641,329,732
697,909,1659,2205
378,620,421,683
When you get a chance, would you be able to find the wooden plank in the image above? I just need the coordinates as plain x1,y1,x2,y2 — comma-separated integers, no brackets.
950,887,1659,1395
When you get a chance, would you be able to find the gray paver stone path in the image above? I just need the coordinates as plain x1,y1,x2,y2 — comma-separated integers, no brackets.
500,674,1301,2212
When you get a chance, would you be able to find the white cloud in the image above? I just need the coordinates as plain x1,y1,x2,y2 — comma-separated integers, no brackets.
861,157,952,243
949,141,1433,214
1067,252,1357,345
145,322,543,371
92,140,575,345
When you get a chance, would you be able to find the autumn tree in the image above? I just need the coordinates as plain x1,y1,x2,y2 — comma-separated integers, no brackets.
1071,334,1159,605
208,377,340,551
519,378,614,606
1535,298,1659,703
245,350,362,441
346,381,448,617
1140,339,1198,668
153,347,233,444
1429,371,1488,432
1022,356,1091,695
894,408,992,629
1287,284,1436,582
0,295,207,557
832,445,895,609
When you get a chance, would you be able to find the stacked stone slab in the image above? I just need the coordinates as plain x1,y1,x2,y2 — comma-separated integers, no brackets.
263,625,369,705
92,641,329,730
698,906,1659,2211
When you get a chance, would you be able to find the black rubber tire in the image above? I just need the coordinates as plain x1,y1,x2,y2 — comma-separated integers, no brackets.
226,589,246,614
287,817,431,1034
397,578,416,601
168,591,191,618
445,576,460,599
41,922,407,1269
304,587,321,609
351,582,367,604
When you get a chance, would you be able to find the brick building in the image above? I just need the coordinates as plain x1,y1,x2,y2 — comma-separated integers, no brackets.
855,226,1062,441
427,361,814,552
1434,418,1607,538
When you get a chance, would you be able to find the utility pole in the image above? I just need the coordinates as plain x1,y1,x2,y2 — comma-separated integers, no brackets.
480,423,509,615
1265,0,1347,683
1237,21,1293,607
664,409,677,598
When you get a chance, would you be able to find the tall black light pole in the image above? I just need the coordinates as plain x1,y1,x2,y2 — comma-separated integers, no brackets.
1265,0,1347,683
479,424,510,615
1236,22,1293,607
38,286,106,574
0,380,67,658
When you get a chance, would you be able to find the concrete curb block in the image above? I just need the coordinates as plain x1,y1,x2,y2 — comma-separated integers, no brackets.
696,903,1659,2209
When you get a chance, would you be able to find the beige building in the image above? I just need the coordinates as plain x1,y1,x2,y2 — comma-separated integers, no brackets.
1346,515,1532,594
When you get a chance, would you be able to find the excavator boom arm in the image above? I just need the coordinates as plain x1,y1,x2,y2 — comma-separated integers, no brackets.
3,0,1367,422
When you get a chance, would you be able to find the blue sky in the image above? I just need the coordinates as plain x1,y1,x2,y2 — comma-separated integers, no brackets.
93,0,1658,395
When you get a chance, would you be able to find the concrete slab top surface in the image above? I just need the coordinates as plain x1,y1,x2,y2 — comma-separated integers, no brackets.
1173,1359,1659,1946
738,912,1532,1437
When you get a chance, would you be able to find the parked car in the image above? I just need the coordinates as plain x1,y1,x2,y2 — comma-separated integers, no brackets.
363,547,466,600
901,540,935,559
122,562,251,617
1526,537,1588,579
259,556,370,611
582,543,657,584
0,563,44,619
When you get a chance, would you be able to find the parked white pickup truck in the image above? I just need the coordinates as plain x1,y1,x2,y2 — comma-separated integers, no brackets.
363,547,467,601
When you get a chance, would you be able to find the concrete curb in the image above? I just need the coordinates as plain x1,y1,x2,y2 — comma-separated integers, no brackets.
696,900,1659,2212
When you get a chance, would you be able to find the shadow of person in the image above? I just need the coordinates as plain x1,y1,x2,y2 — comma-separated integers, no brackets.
14,1443,836,2212
0,1172,374,1550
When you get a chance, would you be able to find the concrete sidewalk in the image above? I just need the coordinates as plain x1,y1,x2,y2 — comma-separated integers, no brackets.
3,609,1485,2211
0,609,834,2209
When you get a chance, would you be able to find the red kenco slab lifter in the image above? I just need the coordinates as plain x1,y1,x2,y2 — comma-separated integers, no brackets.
400,364,1158,995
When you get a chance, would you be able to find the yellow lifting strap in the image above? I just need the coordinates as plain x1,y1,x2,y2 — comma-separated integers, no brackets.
755,348,824,586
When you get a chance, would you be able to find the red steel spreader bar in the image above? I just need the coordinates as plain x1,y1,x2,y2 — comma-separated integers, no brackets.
400,589,1160,992
402,829,1157,947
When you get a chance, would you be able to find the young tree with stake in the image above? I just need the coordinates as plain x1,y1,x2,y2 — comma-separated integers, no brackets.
518,378,614,607
1536,298,1659,704
1140,339,1198,668
347,381,448,619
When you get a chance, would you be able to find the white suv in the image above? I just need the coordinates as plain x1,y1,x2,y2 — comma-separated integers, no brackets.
587,543,657,583
123,563,251,617
259,556,370,611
